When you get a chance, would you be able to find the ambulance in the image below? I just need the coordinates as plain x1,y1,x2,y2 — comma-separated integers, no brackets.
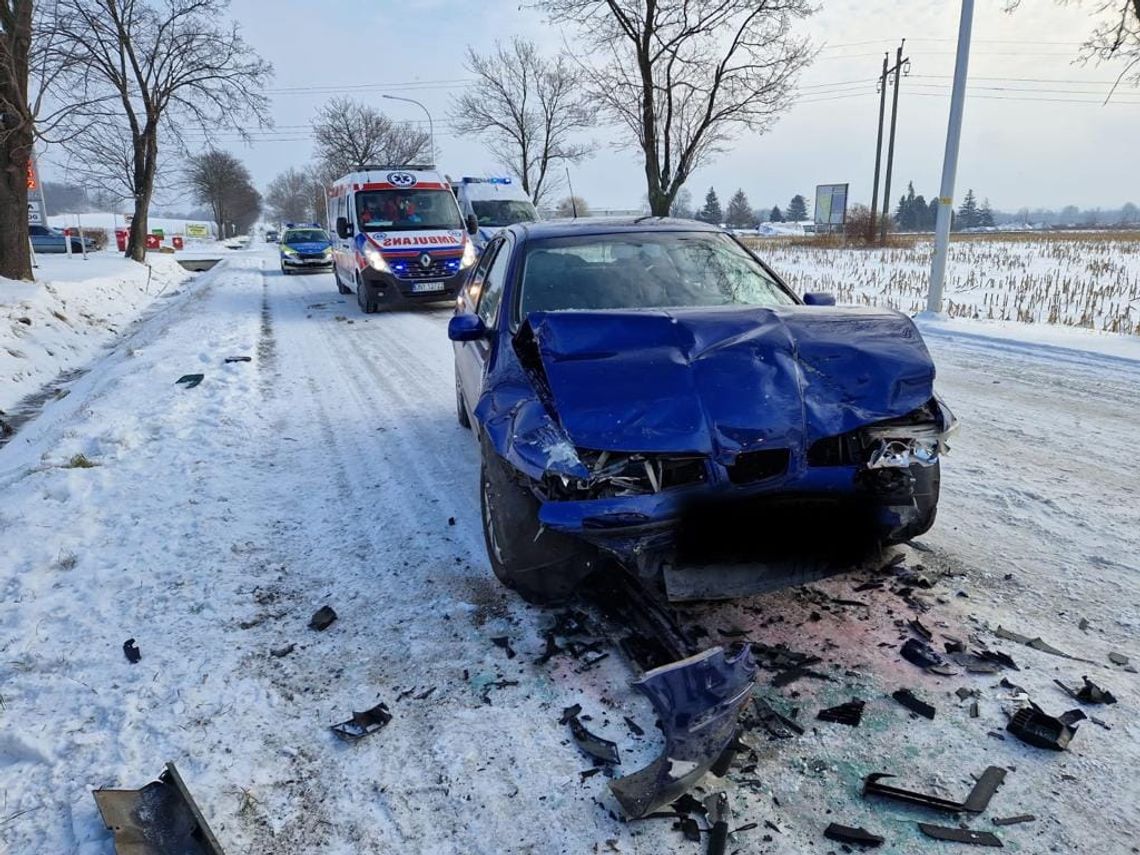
327,166,477,312
451,176,538,253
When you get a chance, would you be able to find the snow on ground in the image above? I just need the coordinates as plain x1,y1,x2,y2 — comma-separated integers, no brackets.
757,234,1140,336
0,244,1138,853
0,253,194,415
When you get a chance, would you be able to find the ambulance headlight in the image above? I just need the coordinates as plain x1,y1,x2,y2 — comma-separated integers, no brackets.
362,242,390,273
460,240,476,270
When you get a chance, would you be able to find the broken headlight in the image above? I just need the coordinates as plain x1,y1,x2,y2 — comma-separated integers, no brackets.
543,450,707,500
862,399,954,470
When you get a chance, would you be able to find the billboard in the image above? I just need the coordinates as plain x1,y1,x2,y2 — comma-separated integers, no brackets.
185,223,209,238
814,183,849,232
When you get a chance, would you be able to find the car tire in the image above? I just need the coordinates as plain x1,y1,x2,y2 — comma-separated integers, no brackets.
336,271,352,295
456,376,471,429
479,441,595,605
281,265,290,275
357,275,378,314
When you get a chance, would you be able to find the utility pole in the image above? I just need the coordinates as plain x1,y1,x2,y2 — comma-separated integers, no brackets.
927,0,975,314
880,39,910,244
868,52,889,243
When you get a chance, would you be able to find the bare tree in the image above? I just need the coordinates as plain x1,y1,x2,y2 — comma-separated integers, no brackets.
0,0,34,280
311,97,430,177
185,149,259,237
50,0,271,260
1080,0,1140,98
536,0,814,216
266,167,316,224
451,39,596,206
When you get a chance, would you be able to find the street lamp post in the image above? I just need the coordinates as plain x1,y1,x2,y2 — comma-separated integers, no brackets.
381,94,435,166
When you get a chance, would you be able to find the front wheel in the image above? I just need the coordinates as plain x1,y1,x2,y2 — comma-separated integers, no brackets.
357,275,378,314
480,444,595,604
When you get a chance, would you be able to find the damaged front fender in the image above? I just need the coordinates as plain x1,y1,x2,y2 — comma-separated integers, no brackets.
610,644,757,818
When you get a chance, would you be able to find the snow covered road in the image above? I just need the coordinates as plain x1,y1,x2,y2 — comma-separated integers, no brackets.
1,247,1138,853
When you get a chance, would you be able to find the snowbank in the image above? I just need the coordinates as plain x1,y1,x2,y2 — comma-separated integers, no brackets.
0,253,194,412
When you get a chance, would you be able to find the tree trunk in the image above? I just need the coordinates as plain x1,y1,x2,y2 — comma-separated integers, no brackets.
0,128,34,280
0,0,35,281
125,128,159,261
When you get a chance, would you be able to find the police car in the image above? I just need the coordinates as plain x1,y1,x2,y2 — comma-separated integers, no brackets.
279,224,333,274
452,176,538,253
327,165,477,312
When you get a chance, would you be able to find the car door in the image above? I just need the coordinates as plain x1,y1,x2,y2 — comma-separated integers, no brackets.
455,235,512,423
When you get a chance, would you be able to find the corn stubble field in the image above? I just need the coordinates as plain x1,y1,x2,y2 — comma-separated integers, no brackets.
751,232,1140,335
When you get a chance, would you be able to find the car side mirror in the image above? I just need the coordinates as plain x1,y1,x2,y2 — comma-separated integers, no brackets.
803,292,836,306
466,213,479,235
336,217,352,239
448,314,488,342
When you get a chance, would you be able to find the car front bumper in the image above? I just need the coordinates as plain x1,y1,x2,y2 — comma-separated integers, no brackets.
360,267,466,304
282,254,333,269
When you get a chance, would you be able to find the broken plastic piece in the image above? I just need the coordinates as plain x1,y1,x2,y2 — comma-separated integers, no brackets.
705,792,730,855
862,766,1007,813
1054,676,1117,705
992,814,1035,826
223,356,251,363
308,605,337,631
175,373,204,388
331,703,392,741
918,823,1003,847
824,823,884,847
678,816,701,842
909,618,933,640
817,699,865,726
1108,652,1129,666
491,636,516,658
123,638,141,664
609,645,756,818
568,714,620,765
901,638,944,669
92,761,223,855
1006,702,1085,751
976,649,1019,670
749,697,804,738
559,703,582,725
892,688,935,720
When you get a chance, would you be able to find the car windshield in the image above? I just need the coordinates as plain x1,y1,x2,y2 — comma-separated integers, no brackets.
517,231,795,321
472,199,537,227
283,229,328,243
356,189,462,232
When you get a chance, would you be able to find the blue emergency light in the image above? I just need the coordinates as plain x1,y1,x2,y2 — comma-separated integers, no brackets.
461,176,512,185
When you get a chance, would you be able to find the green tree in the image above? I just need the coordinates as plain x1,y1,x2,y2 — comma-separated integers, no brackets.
956,188,979,230
894,182,917,230
786,194,808,221
697,187,723,224
769,205,784,222
724,189,754,228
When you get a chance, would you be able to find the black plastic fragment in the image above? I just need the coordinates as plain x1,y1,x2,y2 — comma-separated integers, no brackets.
671,793,707,816
817,699,864,726
330,702,392,741
568,715,620,765
918,823,1003,847
1055,676,1117,705
749,697,804,738
901,638,944,669
892,688,935,720
992,814,1035,826
174,373,203,388
863,766,1006,814
624,716,645,737
976,649,1019,670
824,822,884,847
491,636,516,659
1006,703,1085,750
678,816,701,842
909,618,933,640
122,638,141,664
1108,652,1129,666
223,356,251,363
559,703,582,725
308,605,337,631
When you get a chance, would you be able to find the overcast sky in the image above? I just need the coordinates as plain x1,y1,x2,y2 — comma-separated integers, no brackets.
55,0,1140,213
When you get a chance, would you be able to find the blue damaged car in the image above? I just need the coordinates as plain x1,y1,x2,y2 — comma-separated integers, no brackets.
449,219,956,604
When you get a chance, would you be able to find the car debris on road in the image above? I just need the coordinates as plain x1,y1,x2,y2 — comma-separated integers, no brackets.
308,605,337,631
918,822,1003,847
330,702,392,742
824,822,884,847
122,638,141,664
175,373,204,388
862,766,1007,813
1006,702,1085,750
92,761,223,855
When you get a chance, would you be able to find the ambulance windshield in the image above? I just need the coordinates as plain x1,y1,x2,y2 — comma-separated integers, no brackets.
356,190,463,232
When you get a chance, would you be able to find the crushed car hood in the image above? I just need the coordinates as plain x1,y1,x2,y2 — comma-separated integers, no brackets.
519,306,936,461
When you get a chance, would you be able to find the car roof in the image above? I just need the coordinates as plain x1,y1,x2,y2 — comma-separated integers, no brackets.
508,217,724,242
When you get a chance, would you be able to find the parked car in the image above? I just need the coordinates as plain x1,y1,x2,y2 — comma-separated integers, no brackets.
265,229,279,243
449,218,956,603
29,224,92,254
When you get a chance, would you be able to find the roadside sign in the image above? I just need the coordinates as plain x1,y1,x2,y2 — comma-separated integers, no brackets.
27,201,43,225
814,183,849,234
152,228,165,239
185,223,209,238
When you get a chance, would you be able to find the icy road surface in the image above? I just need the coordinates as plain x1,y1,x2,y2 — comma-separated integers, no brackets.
1,248,1138,854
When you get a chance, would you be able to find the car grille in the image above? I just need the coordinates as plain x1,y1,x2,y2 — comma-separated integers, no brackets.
726,449,790,484
298,253,327,261
389,257,461,281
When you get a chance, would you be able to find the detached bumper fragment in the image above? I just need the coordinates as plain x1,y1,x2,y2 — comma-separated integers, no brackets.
609,644,756,819
92,761,224,855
